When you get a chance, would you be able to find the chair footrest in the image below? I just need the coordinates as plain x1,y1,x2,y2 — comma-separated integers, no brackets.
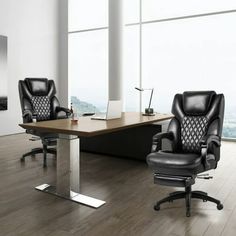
154,174,195,187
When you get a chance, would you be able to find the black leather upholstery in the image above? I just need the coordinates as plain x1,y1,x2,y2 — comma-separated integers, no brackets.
182,91,216,115
18,78,71,167
19,78,70,122
146,91,225,216
181,116,208,153
31,96,51,121
26,78,49,96
149,151,201,168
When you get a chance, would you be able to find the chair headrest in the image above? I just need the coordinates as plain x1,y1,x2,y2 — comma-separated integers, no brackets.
25,78,49,96
183,91,216,116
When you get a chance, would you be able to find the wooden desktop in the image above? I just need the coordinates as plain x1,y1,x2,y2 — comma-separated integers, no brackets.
19,112,173,208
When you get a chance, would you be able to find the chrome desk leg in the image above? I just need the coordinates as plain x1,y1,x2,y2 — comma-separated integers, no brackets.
35,134,106,208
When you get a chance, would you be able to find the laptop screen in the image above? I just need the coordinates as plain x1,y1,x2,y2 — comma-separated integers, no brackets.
106,100,122,119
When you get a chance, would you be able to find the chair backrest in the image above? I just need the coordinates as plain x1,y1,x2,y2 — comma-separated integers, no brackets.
19,78,59,122
168,91,225,154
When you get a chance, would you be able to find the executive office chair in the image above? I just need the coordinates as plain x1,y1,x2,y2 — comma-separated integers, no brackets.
147,91,225,217
19,78,71,167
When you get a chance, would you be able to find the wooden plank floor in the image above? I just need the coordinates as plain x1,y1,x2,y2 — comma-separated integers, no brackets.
0,133,236,236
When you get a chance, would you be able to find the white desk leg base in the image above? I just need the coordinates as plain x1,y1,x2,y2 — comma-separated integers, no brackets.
35,184,106,208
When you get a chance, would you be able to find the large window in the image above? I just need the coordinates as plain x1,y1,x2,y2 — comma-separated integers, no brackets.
142,0,236,21
69,0,108,31
69,0,108,115
123,26,140,112
124,1,236,138
69,1,236,138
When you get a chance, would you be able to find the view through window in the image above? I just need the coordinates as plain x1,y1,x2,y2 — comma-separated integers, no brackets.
69,0,236,138
69,0,108,115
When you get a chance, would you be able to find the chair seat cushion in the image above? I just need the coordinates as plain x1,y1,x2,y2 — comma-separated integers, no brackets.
147,151,216,176
148,151,201,168
26,130,58,146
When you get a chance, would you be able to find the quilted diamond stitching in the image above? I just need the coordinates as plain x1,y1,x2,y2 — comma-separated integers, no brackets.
181,116,208,153
31,96,51,121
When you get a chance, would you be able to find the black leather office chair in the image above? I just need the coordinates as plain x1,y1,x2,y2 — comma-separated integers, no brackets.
147,91,225,217
19,78,71,167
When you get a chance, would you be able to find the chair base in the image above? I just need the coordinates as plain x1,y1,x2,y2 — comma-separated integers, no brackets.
21,147,56,167
154,186,223,217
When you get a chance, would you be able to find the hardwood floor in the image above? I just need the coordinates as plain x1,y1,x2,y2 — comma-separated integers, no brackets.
0,133,236,236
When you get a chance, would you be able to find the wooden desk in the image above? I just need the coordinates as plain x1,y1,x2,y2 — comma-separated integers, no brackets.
19,112,173,208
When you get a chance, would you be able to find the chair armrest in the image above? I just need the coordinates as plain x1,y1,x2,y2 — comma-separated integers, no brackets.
200,135,221,170
200,135,221,147
151,132,174,152
22,110,35,123
55,107,71,117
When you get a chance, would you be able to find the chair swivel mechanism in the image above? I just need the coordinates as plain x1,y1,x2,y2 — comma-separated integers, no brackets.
147,91,225,217
18,78,71,167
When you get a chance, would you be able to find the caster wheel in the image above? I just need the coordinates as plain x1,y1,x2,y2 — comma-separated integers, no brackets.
203,199,207,202
20,157,25,162
154,205,160,211
217,203,223,210
186,211,191,217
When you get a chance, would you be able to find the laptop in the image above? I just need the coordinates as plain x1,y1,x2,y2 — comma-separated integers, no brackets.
91,100,122,120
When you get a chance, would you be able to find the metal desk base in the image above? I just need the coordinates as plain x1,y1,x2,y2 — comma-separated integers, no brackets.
35,184,105,208
35,134,106,208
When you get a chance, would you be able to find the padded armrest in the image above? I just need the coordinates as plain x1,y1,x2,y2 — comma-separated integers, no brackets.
55,106,71,117
22,110,32,118
200,134,221,147
151,132,174,152
200,135,221,170
22,110,36,123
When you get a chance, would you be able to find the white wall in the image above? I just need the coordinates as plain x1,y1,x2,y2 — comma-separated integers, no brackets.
0,0,60,136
